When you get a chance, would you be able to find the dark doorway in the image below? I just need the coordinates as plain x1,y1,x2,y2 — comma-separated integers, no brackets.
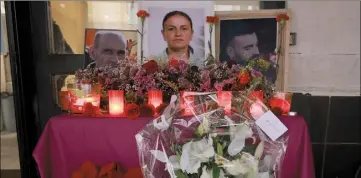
5,1,85,177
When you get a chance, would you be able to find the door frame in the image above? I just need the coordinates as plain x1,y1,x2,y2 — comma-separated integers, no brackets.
5,1,85,177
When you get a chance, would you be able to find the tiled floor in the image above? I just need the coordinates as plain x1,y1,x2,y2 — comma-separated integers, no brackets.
1,132,20,170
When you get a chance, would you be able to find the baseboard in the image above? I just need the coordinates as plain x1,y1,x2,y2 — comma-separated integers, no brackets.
288,85,360,96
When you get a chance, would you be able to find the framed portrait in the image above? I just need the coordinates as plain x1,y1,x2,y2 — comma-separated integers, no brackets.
215,9,291,92
138,1,214,62
84,28,137,68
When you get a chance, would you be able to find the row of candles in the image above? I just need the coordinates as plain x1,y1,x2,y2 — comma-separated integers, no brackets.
63,88,292,117
66,90,235,116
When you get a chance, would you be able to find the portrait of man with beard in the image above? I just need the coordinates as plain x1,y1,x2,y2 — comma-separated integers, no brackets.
219,18,278,83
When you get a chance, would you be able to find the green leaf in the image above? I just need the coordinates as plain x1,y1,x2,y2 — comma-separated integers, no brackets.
217,142,223,156
175,170,188,178
212,166,220,178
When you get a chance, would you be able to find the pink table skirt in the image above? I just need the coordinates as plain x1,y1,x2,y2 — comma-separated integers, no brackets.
33,115,315,178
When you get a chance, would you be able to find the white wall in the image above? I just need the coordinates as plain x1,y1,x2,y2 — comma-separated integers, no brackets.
287,1,360,96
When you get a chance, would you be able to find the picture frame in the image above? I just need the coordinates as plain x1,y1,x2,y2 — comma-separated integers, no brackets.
83,28,138,68
215,9,291,92
137,1,215,63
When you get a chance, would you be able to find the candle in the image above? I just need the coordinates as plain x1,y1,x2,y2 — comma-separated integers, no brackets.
108,90,125,116
217,91,232,115
180,91,195,116
148,90,163,109
249,90,264,102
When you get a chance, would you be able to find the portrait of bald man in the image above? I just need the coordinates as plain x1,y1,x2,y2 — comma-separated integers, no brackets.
87,30,127,68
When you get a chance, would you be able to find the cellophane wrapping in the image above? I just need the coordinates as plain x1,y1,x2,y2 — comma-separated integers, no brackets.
136,92,288,178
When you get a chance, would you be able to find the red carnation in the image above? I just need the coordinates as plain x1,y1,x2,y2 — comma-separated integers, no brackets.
168,59,180,68
137,10,149,19
238,70,251,85
125,103,140,119
276,14,289,22
206,16,219,23
142,60,158,74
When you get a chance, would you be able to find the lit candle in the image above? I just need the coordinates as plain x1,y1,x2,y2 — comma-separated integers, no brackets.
249,90,264,102
217,91,232,115
180,91,195,116
108,90,124,116
249,101,265,120
148,90,163,109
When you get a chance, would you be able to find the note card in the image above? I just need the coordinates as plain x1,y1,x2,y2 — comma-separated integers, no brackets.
255,110,288,141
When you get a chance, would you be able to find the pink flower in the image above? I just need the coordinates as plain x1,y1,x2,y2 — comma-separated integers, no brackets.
200,79,211,91
214,82,224,91
105,77,112,85
223,78,235,85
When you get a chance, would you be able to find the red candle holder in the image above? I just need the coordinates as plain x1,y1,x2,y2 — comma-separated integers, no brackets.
217,91,232,115
108,90,125,116
148,90,163,109
180,91,195,116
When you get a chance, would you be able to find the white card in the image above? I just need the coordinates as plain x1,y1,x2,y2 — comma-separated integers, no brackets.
255,110,288,141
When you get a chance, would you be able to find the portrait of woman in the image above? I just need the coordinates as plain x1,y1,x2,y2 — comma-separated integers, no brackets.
157,10,203,67
146,7,206,68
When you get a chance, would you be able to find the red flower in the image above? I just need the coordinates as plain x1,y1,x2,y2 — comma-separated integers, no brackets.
168,58,180,68
137,10,149,18
125,103,140,119
139,104,155,117
83,102,96,116
206,16,219,23
276,14,289,22
238,70,251,85
142,60,158,74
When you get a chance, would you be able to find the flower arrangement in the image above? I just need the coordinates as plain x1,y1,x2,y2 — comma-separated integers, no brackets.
136,92,288,178
75,58,274,104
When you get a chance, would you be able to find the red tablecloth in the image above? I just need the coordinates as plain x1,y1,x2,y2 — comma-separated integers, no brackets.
33,115,315,178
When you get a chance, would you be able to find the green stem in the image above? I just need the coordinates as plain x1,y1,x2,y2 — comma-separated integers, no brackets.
275,23,285,84
140,19,145,64
209,25,213,55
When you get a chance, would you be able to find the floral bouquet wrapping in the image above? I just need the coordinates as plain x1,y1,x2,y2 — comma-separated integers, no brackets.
136,91,288,178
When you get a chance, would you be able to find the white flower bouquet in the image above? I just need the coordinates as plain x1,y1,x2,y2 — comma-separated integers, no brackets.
136,92,288,178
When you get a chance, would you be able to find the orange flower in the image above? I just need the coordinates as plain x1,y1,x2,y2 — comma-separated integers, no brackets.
238,70,251,85
126,39,137,49
98,162,123,178
206,16,219,23
168,58,180,68
125,103,140,119
137,10,149,19
124,167,143,178
142,60,158,74
276,14,289,22
71,161,98,178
